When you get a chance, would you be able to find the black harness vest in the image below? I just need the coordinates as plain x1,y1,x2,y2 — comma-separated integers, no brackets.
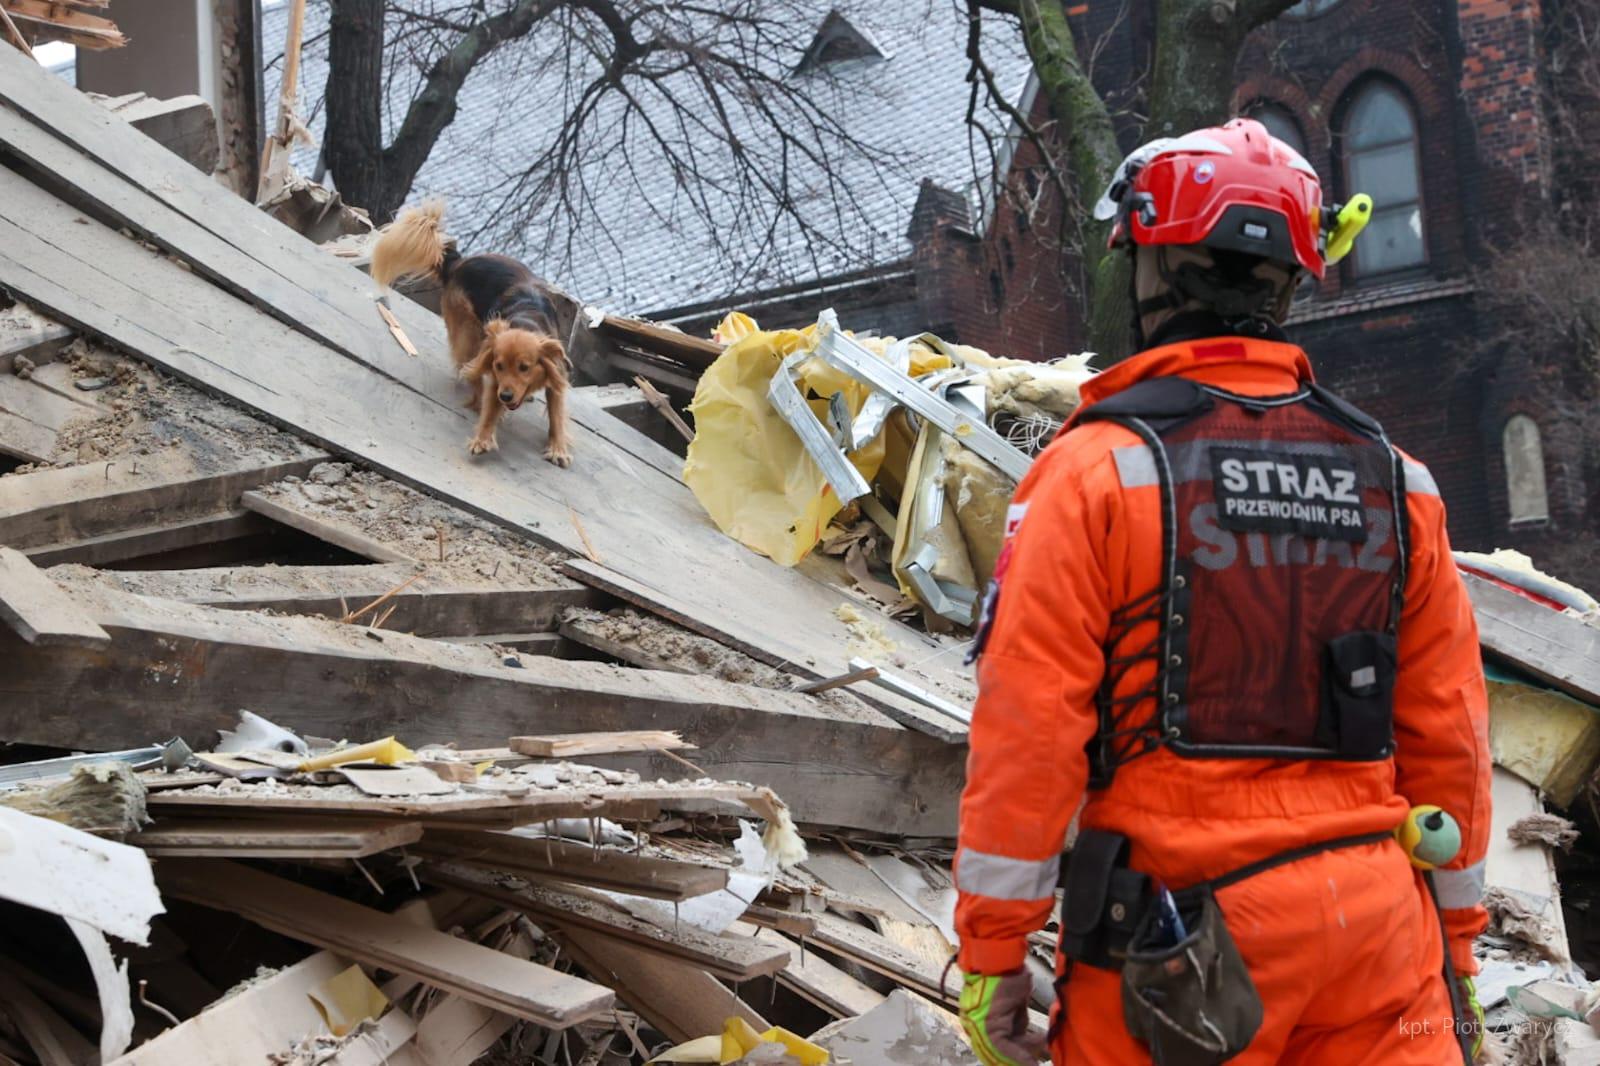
1075,375,1409,785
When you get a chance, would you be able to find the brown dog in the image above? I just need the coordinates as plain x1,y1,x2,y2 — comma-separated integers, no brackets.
371,202,571,466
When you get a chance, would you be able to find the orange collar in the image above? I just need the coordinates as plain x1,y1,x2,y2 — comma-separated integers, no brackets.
1078,337,1316,409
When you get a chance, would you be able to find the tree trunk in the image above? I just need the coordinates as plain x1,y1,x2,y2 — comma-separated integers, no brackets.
1006,1,1126,358
1007,0,1299,360
324,0,389,219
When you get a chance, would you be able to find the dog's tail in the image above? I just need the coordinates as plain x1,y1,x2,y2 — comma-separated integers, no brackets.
371,200,455,289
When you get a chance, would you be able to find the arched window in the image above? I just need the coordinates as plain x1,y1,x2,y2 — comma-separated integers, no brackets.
1249,103,1307,157
1343,82,1426,277
1503,415,1550,524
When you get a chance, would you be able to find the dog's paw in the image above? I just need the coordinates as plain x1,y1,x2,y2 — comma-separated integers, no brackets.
544,444,573,468
467,434,498,455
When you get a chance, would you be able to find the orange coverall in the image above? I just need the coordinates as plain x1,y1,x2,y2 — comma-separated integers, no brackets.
954,336,1491,1064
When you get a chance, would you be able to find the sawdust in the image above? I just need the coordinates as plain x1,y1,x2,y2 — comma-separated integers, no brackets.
833,603,899,659
1510,813,1581,851
562,606,877,716
251,463,567,585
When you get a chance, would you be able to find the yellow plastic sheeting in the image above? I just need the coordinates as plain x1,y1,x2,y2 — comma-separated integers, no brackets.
307,964,388,1037
685,314,950,567
647,1016,829,1064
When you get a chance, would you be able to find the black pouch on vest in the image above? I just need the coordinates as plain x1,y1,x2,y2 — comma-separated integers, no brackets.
1120,890,1264,1065
1316,630,1397,760
1059,829,1149,970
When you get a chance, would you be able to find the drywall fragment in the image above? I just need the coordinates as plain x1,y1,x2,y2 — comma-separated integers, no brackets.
812,989,978,1064
0,806,163,944
67,916,135,1061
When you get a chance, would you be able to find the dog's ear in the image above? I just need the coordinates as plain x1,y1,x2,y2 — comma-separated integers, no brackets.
539,338,569,380
462,331,497,381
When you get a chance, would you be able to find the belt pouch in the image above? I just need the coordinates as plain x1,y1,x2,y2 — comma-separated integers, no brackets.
1120,889,1263,1065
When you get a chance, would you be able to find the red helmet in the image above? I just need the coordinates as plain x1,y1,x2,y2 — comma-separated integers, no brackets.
1097,118,1326,278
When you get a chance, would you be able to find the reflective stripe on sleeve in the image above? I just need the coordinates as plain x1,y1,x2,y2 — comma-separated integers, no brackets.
956,847,1060,901
1433,860,1486,909
1113,445,1159,489
1403,459,1439,497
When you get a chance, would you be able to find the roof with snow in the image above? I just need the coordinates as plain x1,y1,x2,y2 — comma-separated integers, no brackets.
263,1,1030,317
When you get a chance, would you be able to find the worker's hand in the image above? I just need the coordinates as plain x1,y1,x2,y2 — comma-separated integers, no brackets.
959,969,1045,1066
1460,975,1487,1061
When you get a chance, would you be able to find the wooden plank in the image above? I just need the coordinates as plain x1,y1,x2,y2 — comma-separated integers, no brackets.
0,307,73,376
129,817,424,857
1467,573,1600,706
445,632,569,656
806,914,955,1003
0,98,976,720
406,920,531,1066
413,996,511,1066
551,927,768,1045
0,406,56,463
416,830,727,902
0,579,959,835
0,546,109,647
727,923,883,1019
157,859,614,1028
2,1,125,47
509,731,692,759
0,447,325,550
0,962,94,1066
0,374,92,435
562,559,968,744
781,939,886,1019
24,511,270,568
143,781,731,824
596,314,722,372
424,863,790,981
88,563,600,638
239,491,414,564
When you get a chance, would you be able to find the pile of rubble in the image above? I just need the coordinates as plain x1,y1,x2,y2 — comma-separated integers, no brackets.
2,30,1600,1066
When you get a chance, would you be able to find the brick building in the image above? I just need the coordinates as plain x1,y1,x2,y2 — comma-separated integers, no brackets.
912,0,1594,569
256,0,1592,568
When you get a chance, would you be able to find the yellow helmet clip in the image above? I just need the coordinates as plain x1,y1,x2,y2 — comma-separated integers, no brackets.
1324,194,1372,265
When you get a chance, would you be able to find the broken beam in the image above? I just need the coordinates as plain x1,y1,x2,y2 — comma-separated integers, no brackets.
424,862,790,981
157,859,614,1028
416,830,728,902
0,581,963,835
87,563,603,638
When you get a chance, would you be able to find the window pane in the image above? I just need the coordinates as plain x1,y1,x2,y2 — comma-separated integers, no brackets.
1349,142,1419,203
1348,85,1413,148
1355,207,1425,274
1251,105,1306,156
1503,415,1550,523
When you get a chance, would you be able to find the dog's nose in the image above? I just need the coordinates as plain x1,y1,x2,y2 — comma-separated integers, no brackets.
499,390,515,404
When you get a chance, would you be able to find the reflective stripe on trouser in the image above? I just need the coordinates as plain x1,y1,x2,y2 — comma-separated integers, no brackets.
956,847,1060,902
1054,841,1463,1066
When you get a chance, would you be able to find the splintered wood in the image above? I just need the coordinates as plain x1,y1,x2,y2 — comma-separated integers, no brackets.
509,731,692,758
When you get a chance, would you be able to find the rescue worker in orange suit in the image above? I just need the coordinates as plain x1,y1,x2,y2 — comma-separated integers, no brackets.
953,118,1491,1066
